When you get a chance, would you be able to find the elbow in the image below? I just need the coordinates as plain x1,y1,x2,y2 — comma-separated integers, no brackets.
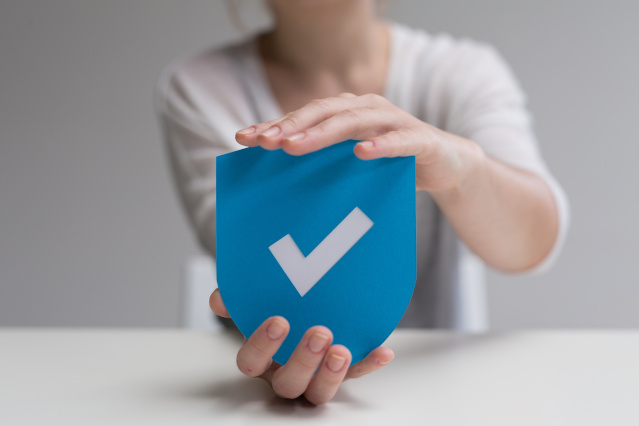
487,216,561,275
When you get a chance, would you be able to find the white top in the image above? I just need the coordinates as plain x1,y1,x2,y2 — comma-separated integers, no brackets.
156,23,569,330
2,329,637,425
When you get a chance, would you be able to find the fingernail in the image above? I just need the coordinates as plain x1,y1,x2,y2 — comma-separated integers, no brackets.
285,132,305,143
358,141,374,148
236,126,256,135
327,354,346,372
266,319,286,340
260,126,281,137
377,359,390,365
308,333,329,353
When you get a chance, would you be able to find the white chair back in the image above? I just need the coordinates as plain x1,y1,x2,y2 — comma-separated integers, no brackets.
181,256,224,332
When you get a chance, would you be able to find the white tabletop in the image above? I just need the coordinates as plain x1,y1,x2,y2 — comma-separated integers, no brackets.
1,329,638,425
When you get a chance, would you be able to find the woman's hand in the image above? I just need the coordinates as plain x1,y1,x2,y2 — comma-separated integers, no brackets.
235,93,484,193
235,93,559,272
209,289,394,405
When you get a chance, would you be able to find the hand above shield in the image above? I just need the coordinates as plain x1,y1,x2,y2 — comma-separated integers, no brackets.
234,92,560,273
235,92,481,193
210,289,394,405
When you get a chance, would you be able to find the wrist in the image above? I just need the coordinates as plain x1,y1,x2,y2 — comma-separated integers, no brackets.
429,136,487,200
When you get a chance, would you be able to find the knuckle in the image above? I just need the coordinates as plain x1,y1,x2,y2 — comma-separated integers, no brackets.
337,108,363,134
310,98,329,109
280,115,300,131
286,348,325,371
298,357,322,371
363,93,379,103
365,93,387,105
339,108,359,121
400,130,417,156
310,120,328,136
248,336,272,358
348,362,371,379
258,118,281,131
382,130,409,157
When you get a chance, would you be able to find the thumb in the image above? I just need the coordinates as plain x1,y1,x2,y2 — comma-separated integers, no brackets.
209,288,231,318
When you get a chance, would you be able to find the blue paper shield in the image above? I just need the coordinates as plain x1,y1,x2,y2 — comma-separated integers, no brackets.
216,140,416,365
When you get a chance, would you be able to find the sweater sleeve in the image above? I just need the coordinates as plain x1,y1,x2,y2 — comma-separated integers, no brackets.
432,41,570,274
154,51,249,258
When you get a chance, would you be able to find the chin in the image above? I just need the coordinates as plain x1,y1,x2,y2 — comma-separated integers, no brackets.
269,0,364,11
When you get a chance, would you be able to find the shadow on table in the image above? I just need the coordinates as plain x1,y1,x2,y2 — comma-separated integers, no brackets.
168,375,370,417
390,331,517,361
155,330,369,417
158,331,515,417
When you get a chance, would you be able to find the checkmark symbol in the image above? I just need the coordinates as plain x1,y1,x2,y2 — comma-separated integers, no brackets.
269,207,374,297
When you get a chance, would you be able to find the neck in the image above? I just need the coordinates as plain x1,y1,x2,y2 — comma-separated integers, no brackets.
261,1,384,73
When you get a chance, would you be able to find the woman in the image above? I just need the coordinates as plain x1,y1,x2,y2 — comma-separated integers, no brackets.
156,0,569,404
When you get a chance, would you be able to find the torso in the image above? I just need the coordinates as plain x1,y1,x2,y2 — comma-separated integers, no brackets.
161,23,506,329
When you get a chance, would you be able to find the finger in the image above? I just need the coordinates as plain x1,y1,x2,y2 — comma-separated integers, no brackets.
281,107,403,156
344,346,394,381
209,289,230,318
255,94,385,150
235,115,290,148
304,344,352,405
271,326,333,399
354,128,437,162
258,360,283,384
236,316,290,378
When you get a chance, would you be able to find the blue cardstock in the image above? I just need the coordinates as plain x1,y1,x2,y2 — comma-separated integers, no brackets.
216,140,416,365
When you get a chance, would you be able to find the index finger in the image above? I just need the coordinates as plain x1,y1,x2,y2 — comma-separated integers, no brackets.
237,93,376,150
236,316,290,378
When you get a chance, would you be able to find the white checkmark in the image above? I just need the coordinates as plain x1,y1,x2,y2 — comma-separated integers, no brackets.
269,207,374,297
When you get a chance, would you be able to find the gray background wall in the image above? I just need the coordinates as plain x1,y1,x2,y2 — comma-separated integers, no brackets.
1,1,637,328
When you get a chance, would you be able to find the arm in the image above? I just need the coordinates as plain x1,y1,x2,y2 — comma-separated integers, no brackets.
429,134,559,272
235,92,560,273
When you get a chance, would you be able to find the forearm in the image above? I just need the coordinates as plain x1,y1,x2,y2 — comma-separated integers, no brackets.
232,93,561,272
430,134,559,273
